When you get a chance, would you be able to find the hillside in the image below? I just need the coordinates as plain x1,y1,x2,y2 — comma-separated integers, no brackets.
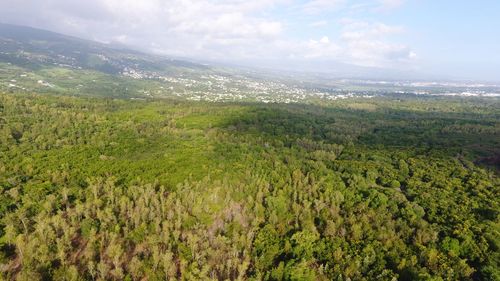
0,23,209,75
0,23,222,99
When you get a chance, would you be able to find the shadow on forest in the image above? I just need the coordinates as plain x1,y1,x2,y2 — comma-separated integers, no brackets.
221,102,499,168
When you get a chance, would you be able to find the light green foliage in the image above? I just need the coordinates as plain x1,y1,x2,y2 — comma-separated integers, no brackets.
0,92,498,280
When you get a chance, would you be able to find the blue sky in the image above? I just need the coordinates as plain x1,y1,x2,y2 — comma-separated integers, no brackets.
1,0,499,81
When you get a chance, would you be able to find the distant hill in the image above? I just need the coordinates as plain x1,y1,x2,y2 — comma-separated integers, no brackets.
0,23,228,98
0,23,209,75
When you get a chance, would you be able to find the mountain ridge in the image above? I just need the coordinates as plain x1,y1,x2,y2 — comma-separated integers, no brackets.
0,22,210,75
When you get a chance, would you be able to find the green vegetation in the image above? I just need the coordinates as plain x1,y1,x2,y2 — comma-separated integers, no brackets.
0,92,499,280
0,62,173,98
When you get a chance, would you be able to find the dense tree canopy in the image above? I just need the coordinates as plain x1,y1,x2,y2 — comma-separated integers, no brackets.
0,93,499,280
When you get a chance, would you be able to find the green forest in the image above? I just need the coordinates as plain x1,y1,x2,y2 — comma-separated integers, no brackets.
0,92,499,280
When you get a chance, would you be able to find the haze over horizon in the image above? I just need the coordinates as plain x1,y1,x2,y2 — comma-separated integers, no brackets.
1,0,499,81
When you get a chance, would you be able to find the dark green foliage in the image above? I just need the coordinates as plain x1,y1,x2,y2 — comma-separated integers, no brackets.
0,93,498,280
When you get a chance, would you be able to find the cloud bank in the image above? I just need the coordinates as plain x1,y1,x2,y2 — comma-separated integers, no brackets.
0,0,415,71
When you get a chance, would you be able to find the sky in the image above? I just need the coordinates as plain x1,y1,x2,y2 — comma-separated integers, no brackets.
1,0,499,81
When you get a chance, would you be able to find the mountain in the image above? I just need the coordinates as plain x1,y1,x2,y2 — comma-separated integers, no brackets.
0,23,228,98
0,23,209,75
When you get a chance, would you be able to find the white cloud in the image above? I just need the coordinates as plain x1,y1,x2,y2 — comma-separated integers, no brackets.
0,0,289,60
0,0,416,70
303,37,341,59
289,19,414,68
339,20,415,67
319,36,330,44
